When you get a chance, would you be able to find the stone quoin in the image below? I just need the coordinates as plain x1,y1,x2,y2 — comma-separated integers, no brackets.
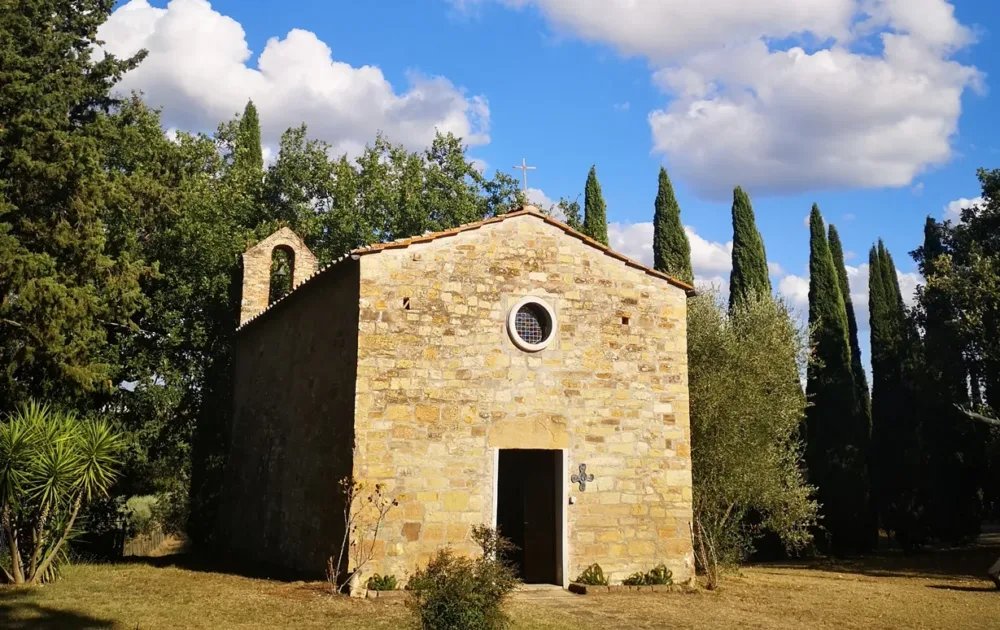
218,205,696,589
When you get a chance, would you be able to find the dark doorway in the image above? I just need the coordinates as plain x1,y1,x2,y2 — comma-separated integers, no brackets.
496,449,562,585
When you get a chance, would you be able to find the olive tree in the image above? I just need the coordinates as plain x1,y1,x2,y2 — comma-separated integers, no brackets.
688,289,817,587
0,401,124,584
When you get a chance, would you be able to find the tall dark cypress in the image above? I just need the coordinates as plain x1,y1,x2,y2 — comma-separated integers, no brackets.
828,224,875,547
869,240,924,547
652,167,693,284
805,204,866,554
235,100,264,173
828,225,871,422
582,165,609,246
729,186,770,310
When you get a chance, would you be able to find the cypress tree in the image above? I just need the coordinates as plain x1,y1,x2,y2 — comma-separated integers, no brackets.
869,240,925,547
805,204,866,554
652,167,693,284
729,186,771,311
828,225,872,423
829,224,875,548
582,166,609,245
235,100,264,173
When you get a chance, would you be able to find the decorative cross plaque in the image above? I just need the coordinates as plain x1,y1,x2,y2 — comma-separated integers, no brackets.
571,463,594,491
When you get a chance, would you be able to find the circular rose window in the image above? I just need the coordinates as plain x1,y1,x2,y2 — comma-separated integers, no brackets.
507,297,557,352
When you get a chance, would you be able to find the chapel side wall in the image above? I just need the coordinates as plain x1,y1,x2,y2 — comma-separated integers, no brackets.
221,261,360,577
353,218,693,584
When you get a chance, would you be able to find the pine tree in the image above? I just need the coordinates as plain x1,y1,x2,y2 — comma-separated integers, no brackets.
652,167,693,284
582,166,609,245
235,100,264,173
0,0,148,405
805,205,867,554
728,186,770,311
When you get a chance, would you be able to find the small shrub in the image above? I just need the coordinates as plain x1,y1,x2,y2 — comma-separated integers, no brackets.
150,490,190,536
125,496,160,536
622,564,673,586
366,573,398,591
622,572,647,586
406,525,519,630
574,563,608,586
646,564,673,585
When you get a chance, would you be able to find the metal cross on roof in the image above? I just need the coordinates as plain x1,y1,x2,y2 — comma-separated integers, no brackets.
512,157,536,192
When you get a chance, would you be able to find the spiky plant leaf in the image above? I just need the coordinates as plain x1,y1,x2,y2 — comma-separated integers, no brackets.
77,419,124,502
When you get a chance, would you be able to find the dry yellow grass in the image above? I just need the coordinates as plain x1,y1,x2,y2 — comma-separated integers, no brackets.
2,540,999,629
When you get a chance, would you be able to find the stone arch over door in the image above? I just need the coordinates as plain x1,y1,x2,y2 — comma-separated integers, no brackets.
239,227,319,325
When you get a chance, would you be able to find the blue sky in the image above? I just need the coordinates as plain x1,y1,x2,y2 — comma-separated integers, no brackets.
103,0,998,368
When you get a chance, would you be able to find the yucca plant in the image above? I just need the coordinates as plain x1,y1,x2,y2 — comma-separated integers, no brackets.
0,401,124,584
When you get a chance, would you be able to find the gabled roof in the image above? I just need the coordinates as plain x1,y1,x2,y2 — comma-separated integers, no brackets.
237,205,695,332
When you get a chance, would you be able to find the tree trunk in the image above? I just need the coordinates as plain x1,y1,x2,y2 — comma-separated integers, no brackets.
2,505,24,584
28,502,51,578
28,495,81,585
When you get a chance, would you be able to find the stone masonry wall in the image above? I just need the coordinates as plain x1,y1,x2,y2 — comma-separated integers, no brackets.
240,227,319,326
221,260,360,576
353,215,693,585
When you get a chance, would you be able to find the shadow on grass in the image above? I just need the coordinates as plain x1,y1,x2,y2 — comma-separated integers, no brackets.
0,596,113,629
926,584,999,593
752,539,1000,582
119,552,318,583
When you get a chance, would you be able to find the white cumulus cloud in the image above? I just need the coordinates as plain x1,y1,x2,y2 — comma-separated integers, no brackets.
526,187,557,211
781,263,920,314
462,0,982,199
99,0,490,156
607,221,758,298
778,274,810,307
944,196,983,222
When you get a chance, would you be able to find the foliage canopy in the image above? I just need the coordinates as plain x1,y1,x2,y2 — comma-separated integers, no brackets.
688,288,816,575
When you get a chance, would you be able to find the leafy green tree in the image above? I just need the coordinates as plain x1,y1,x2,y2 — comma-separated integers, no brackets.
0,401,124,584
911,170,1000,532
582,166,609,245
84,96,249,545
927,168,1000,407
919,217,988,542
728,187,770,311
805,205,868,553
0,0,149,407
688,288,816,586
540,196,582,231
652,167,693,284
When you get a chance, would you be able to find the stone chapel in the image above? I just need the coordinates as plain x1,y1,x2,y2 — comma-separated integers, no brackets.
218,205,695,587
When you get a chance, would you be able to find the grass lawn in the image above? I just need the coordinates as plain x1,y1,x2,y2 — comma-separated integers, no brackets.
2,538,999,630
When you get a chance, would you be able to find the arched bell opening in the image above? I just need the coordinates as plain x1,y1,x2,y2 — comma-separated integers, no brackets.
269,245,296,304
